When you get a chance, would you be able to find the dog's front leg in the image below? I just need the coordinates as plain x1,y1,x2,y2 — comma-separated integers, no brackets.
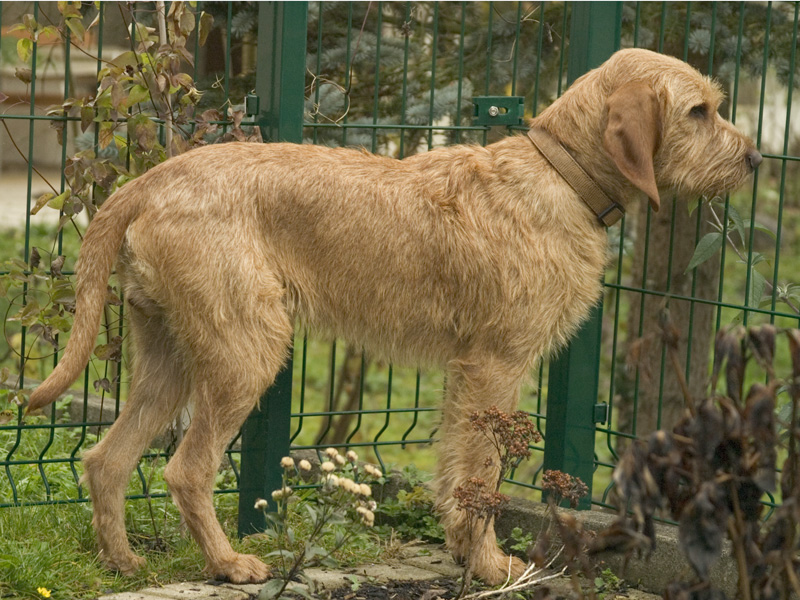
434,356,528,586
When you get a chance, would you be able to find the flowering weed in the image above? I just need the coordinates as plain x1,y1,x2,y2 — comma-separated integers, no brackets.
256,450,384,600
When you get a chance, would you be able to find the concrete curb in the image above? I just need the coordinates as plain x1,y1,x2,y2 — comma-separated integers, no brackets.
494,497,737,597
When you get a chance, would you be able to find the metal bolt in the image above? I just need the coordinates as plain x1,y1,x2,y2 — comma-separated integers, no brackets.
488,106,500,117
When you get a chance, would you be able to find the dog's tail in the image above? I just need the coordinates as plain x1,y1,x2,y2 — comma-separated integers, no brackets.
26,183,145,413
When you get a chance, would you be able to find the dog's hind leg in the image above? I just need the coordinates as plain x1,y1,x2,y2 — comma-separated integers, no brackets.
161,280,293,584
435,356,528,585
82,305,189,575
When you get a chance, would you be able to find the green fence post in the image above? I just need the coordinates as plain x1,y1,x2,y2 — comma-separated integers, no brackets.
542,2,622,510
238,1,308,537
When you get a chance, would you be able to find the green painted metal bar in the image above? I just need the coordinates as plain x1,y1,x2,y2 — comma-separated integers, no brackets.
454,3,467,144
542,1,622,510
771,3,799,322
238,1,308,538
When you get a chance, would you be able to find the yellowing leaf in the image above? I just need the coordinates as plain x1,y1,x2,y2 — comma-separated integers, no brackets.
30,193,55,215
65,17,85,42
16,38,33,63
198,12,214,46
98,121,114,150
127,84,150,106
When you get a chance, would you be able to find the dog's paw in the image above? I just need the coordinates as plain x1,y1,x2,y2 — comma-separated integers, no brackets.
473,552,526,586
213,553,271,584
103,551,146,576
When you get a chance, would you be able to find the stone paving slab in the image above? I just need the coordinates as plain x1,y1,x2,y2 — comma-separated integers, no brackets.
97,545,458,600
137,582,251,599
100,582,251,600
97,542,663,600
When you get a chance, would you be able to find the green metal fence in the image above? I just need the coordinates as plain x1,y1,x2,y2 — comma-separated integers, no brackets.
1,1,799,533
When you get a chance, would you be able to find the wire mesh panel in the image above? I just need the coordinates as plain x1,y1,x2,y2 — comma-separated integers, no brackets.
593,2,800,512
0,1,254,506
1,1,798,518
290,1,574,491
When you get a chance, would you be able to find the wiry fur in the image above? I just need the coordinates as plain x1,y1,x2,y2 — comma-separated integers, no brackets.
27,49,759,584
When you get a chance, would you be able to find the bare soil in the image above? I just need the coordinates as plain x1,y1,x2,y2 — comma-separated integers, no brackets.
328,578,459,600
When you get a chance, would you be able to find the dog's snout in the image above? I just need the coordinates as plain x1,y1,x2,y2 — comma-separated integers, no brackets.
747,148,763,170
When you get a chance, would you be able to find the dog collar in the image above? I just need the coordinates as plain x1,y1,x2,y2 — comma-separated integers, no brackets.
526,127,624,227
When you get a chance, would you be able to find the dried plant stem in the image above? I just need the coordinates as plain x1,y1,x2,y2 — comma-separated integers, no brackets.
155,1,173,157
461,550,565,600
666,341,695,416
727,484,752,600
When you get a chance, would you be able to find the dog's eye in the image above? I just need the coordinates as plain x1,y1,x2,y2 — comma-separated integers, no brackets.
690,104,707,119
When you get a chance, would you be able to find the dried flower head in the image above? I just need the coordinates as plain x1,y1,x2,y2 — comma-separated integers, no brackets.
364,464,382,478
280,456,295,469
298,459,312,471
469,406,542,463
359,483,372,497
356,506,375,526
325,447,340,459
320,461,336,473
271,487,293,501
453,477,509,519
334,454,346,466
254,498,269,511
346,450,359,463
542,469,588,509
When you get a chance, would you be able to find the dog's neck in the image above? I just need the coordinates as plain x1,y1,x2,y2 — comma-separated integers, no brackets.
526,127,624,227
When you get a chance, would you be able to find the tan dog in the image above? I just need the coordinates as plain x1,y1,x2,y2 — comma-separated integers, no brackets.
27,49,760,585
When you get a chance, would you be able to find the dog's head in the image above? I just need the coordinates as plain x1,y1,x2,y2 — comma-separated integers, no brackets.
539,48,761,211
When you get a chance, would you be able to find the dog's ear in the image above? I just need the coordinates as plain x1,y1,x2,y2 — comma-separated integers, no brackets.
603,82,662,211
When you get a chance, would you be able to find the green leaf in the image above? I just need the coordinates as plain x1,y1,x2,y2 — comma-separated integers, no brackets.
258,579,286,600
304,503,318,526
748,268,767,309
109,50,138,69
289,587,314,600
726,204,745,244
80,105,94,133
48,190,70,212
264,549,296,561
113,134,128,150
749,252,768,267
51,286,76,305
10,300,41,327
685,232,723,272
127,84,151,106
744,219,778,241
48,315,72,333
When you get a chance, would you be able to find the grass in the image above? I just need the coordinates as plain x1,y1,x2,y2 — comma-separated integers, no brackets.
0,460,385,599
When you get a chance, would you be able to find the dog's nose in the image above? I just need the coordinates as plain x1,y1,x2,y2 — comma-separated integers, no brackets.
747,149,763,170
